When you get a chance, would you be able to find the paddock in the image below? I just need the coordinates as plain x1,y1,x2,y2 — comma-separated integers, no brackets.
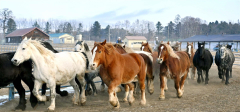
1,43,240,111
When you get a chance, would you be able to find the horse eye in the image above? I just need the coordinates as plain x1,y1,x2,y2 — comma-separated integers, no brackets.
99,51,101,53
80,49,81,50
22,48,25,50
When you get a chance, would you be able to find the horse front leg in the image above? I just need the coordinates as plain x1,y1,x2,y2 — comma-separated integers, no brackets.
47,79,56,111
56,85,68,96
138,72,146,106
225,68,230,85
205,70,209,84
108,82,120,109
230,66,233,78
193,66,196,80
32,80,47,102
180,72,188,97
69,79,80,105
197,68,202,83
13,78,26,111
77,74,87,105
159,75,166,100
99,74,105,92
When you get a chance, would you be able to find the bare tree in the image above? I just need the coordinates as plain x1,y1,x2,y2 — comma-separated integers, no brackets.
0,8,13,38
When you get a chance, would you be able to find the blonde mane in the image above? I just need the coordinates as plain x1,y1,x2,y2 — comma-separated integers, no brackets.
94,43,115,54
26,40,55,58
162,43,179,59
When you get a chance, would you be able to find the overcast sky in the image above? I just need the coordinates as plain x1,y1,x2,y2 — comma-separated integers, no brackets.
1,0,240,27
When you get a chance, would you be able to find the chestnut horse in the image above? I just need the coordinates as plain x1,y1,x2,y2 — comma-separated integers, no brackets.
114,44,154,101
90,40,147,109
186,42,196,79
157,42,190,99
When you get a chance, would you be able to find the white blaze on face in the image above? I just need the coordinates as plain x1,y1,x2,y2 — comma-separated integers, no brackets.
142,46,145,51
201,45,203,47
91,46,98,65
75,44,80,51
159,46,164,59
188,45,191,55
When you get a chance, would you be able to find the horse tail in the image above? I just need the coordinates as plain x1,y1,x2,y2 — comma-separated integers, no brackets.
81,52,89,70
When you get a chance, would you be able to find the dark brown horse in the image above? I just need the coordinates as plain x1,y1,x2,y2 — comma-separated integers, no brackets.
90,40,147,109
186,42,196,79
157,42,190,99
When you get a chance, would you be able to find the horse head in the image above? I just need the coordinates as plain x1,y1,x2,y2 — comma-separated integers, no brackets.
227,44,232,50
75,40,90,53
140,42,152,53
157,42,170,64
198,41,205,58
90,40,114,70
11,38,32,66
187,42,194,56
220,45,227,59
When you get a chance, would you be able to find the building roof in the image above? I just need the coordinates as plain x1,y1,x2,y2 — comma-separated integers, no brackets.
179,34,240,42
48,33,72,37
125,36,147,40
6,27,49,37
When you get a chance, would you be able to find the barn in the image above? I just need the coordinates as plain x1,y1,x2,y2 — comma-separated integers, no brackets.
48,33,74,44
122,36,147,48
5,27,49,43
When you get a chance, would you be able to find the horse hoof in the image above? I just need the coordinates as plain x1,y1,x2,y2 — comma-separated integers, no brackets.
122,98,128,102
225,82,230,85
112,103,120,110
31,101,38,109
15,105,26,111
164,89,168,91
59,91,68,97
197,80,201,84
139,100,146,106
47,109,55,112
93,93,97,96
159,95,165,100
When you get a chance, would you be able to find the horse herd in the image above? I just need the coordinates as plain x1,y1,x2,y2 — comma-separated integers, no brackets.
0,38,235,111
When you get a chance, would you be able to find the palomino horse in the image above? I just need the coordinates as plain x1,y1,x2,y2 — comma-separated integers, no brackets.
170,41,182,51
11,38,88,111
90,40,147,109
215,45,235,85
186,42,196,79
157,42,190,99
193,42,213,84
114,44,154,101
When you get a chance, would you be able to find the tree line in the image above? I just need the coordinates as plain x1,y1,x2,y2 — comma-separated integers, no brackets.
1,8,240,42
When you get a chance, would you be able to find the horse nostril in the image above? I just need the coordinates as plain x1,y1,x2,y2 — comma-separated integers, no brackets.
14,59,17,62
93,64,95,66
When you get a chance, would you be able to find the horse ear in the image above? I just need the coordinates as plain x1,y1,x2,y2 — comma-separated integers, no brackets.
101,40,107,45
82,40,85,45
161,41,163,44
187,42,189,44
167,41,170,45
192,42,193,44
94,42,97,46
23,37,28,41
123,45,125,48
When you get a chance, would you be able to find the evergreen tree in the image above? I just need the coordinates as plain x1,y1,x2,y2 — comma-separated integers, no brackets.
156,21,163,38
32,21,40,28
6,18,16,34
77,23,83,34
44,22,51,34
105,25,110,40
63,22,73,34
91,21,101,40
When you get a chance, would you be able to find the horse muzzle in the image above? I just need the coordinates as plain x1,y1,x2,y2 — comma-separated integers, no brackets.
11,59,20,66
157,58,163,64
90,63,97,70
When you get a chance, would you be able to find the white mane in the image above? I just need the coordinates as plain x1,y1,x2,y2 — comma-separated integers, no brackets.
163,43,180,59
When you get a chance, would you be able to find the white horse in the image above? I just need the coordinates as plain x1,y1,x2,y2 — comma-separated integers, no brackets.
11,38,88,111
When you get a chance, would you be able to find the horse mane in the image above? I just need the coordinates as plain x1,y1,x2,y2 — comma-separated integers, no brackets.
76,41,90,51
27,40,55,58
162,43,180,59
142,43,153,53
94,43,115,54
113,44,127,53
123,45,135,53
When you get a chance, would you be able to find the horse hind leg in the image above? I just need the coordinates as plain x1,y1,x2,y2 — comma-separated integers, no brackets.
77,74,87,105
138,70,146,106
164,77,168,91
230,66,233,78
174,77,182,98
69,79,80,105
197,68,202,83
225,68,230,85
193,66,196,80
127,83,135,106
204,70,209,84
47,79,57,111
13,78,27,111
123,85,129,102
56,85,68,96
32,80,48,102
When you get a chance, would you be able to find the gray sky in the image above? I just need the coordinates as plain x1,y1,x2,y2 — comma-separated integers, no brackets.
1,0,240,27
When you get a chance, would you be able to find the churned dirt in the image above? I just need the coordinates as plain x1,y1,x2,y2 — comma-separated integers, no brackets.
0,64,240,112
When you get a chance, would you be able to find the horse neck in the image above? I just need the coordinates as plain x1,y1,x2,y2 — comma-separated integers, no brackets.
102,49,119,68
29,44,54,71
85,50,92,61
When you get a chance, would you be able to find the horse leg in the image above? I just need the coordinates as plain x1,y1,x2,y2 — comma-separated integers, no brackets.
47,79,56,111
56,85,68,96
75,77,82,93
159,75,166,100
69,79,80,105
13,78,26,111
174,77,182,98
90,80,97,96
41,83,46,95
21,76,38,109
84,74,92,96
32,80,47,102
164,77,168,91
99,74,105,92
202,70,206,83
127,83,135,106
76,74,87,105
197,68,202,83
147,76,154,94
222,69,225,83
179,73,188,97
205,70,209,84
193,66,196,80
230,66,233,78
123,85,129,102
225,68,230,85
108,82,120,109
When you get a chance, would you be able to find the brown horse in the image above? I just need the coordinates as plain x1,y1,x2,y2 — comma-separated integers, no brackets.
90,40,147,109
186,42,196,79
114,44,154,97
157,42,190,99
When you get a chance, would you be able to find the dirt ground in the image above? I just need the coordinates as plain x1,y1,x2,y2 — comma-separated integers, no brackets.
0,64,240,112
